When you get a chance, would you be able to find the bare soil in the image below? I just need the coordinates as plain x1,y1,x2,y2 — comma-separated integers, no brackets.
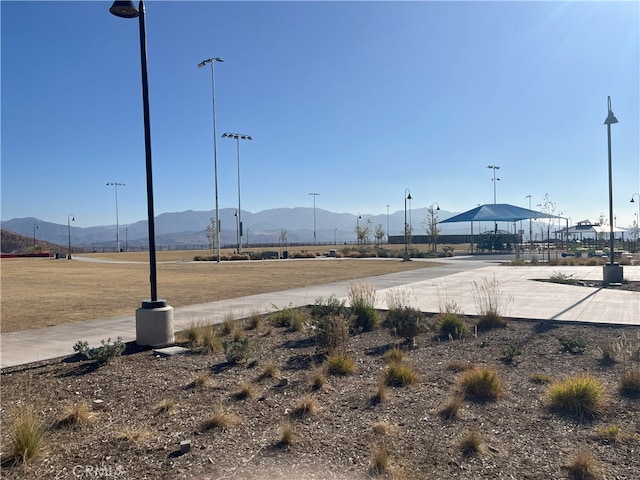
2,312,639,480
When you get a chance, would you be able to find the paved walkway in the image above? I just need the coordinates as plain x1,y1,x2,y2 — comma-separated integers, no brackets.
1,258,638,369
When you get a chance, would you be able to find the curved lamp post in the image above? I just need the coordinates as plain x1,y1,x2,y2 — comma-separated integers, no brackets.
109,0,173,346
488,165,500,233
603,96,623,285
67,214,75,259
222,132,252,253
631,194,640,247
403,188,412,261
198,56,223,263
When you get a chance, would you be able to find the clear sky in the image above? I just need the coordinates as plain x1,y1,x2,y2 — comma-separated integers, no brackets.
2,0,639,229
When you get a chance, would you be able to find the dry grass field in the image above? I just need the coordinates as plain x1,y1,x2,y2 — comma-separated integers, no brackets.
0,250,433,333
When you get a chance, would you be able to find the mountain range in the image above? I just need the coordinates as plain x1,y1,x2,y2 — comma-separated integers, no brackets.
1,207,474,249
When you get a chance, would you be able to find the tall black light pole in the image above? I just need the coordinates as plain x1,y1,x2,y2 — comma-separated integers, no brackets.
198,57,223,263
67,214,75,259
33,223,38,250
222,132,252,253
110,0,173,345
106,182,125,252
603,96,623,285
631,194,640,248
309,192,319,245
403,188,412,261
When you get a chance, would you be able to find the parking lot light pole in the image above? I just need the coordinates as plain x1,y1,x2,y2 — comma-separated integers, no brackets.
106,182,125,252
222,132,252,253
109,0,174,346
198,56,223,263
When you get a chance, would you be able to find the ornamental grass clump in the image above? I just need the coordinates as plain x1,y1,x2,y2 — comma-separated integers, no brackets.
619,368,640,398
472,275,511,330
325,352,356,376
435,312,468,340
348,281,380,332
6,406,47,466
545,375,605,419
565,451,603,480
457,366,504,401
384,361,419,387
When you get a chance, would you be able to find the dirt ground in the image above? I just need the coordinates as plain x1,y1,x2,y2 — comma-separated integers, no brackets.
1,310,639,480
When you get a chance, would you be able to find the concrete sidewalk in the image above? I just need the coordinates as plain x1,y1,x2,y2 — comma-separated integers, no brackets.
2,259,638,369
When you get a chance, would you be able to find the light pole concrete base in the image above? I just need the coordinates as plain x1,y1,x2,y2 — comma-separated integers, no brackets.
603,263,623,286
136,302,174,347
402,253,411,262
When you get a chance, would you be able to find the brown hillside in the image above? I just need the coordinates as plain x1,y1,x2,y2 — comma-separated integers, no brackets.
0,229,63,254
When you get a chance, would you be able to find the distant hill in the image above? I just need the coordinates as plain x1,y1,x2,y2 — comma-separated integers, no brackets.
0,229,67,254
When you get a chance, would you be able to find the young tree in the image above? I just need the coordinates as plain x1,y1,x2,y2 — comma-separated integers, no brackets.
422,206,440,253
538,193,556,262
279,229,288,256
205,217,217,254
374,224,385,247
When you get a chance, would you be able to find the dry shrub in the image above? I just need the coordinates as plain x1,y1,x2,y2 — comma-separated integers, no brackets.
368,443,390,476
234,382,256,400
188,371,214,388
310,368,327,390
446,360,474,372
154,399,178,415
458,430,484,456
261,362,280,379
277,422,295,447
116,425,151,443
372,380,388,404
292,394,319,417
528,373,553,384
371,421,399,437
472,275,512,330
565,451,603,480
202,404,240,431
57,401,97,427
439,393,463,419
619,368,640,398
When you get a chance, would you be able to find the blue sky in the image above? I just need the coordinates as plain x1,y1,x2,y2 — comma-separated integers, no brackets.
2,0,639,229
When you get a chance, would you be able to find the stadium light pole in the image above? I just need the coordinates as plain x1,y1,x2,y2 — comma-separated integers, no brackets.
403,188,412,261
109,0,174,346
198,56,223,263
222,132,252,253
33,223,38,250
309,193,319,245
603,96,623,285
106,182,125,252
67,214,75,259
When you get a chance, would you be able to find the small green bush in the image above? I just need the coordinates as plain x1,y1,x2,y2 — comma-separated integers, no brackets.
501,345,522,364
560,338,587,354
387,306,425,344
314,314,350,355
73,337,125,365
457,367,504,401
269,306,307,332
224,337,260,364
435,313,468,339
311,295,347,319
545,375,605,418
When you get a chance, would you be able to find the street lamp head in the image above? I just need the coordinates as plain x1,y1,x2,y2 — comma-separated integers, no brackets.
604,96,618,125
109,1,139,18
198,57,224,68
406,193,412,200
